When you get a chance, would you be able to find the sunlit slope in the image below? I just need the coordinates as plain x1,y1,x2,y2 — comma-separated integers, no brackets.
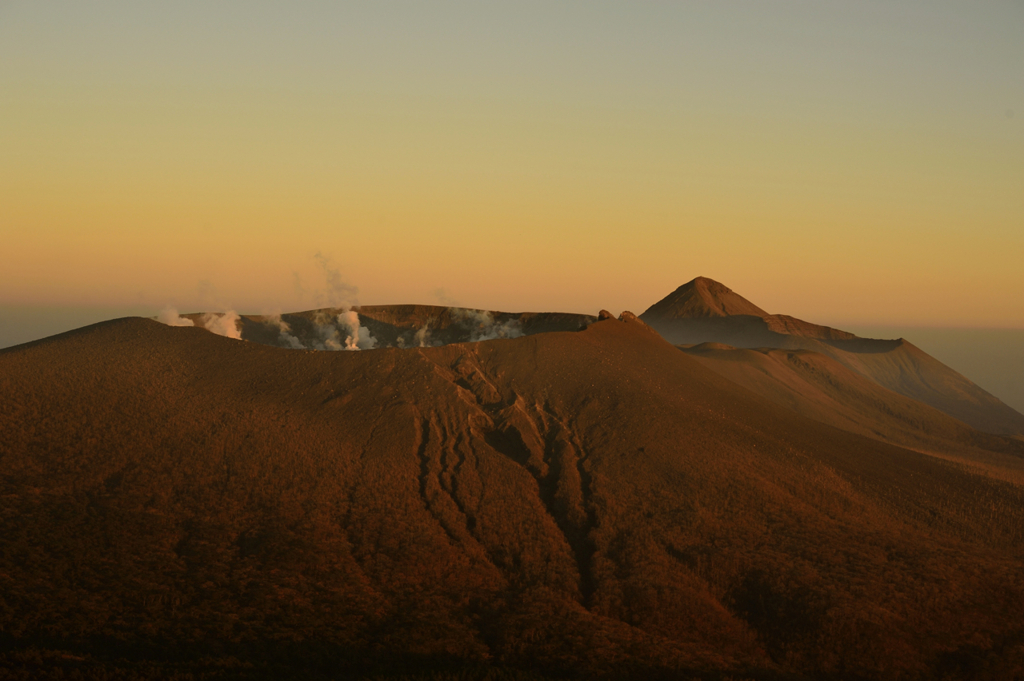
1,316,1023,678
642,278,1024,436
681,343,1024,467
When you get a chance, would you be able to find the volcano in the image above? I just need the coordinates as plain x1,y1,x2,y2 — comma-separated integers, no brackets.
641,277,1024,437
640,277,770,319
2,305,1024,679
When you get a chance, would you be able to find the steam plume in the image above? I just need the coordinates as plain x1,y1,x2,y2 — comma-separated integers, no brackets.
452,308,523,342
312,252,359,309
414,325,433,347
307,309,377,352
201,311,242,340
264,314,304,349
157,307,194,327
337,310,377,351
433,288,459,307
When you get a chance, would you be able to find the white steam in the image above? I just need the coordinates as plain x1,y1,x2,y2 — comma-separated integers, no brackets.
157,302,240,341
316,325,343,351
264,313,305,349
402,309,522,348
414,325,433,347
337,310,377,350
157,307,194,327
452,309,523,342
311,252,359,309
433,288,459,307
201,311,242,340
307,309,377,351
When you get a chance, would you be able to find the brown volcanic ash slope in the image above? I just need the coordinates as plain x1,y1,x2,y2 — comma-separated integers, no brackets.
2,317,1024,679
641,277,1024,436
681,343,1024,473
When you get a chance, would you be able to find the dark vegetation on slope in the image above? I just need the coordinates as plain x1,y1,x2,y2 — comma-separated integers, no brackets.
2,315,1024,679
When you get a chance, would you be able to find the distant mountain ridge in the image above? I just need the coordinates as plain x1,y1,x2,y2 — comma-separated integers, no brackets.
641,277,1024,437
641,277,857,340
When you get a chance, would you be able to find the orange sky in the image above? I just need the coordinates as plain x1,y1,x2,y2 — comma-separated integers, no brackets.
2,2,1022,327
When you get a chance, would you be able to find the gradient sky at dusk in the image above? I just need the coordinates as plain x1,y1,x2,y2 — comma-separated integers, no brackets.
2,1,1022,327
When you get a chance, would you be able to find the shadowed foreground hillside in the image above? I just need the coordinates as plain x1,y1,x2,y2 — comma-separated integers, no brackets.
1,316,1024,679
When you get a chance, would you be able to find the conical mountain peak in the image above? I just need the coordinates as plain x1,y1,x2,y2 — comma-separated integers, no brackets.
641,277,769,320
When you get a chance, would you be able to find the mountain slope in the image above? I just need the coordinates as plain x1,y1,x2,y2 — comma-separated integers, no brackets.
641,277,770,319
641,278,1024,436
2,316,1024,679
681,343,1024,472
